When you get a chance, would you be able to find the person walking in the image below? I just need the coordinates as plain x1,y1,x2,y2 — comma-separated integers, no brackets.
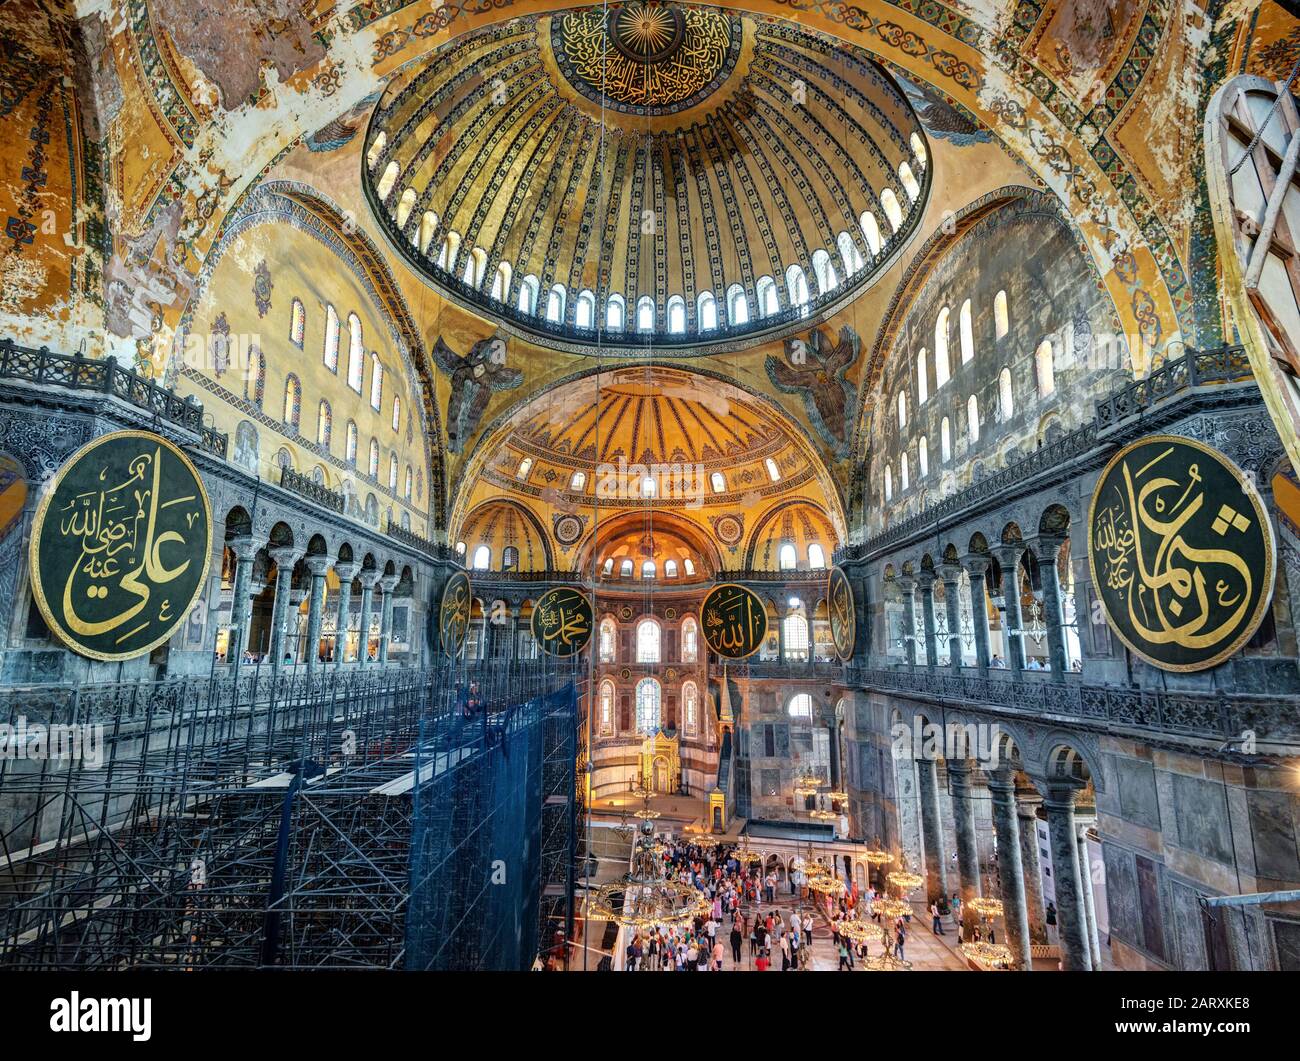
837,937,853,971
713,937,725,971
930,901,944,935
730,922,743,964
895,920,907,963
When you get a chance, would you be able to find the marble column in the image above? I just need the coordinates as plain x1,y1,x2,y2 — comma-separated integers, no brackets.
1029,536,1069,679
1042,785,1092,970
227,536,259,678
898,575,918,667
267,546,299,673
917,757,950,904
332,561,359,665
947,758,983,938
987,770,1032,969
357,570,380,666
827,720,842,789
1076,819,1103,968
1015,788,1049,944
917,571,938,670
962,555,992,674
377,573,399,664
304,556,330,674
994,544,1027,677
939,564,963,673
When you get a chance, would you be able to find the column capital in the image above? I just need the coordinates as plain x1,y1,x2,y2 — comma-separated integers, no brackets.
985,767,1017,794
228,534,263,562
334,560,360,582
1026,534,1068,564
268,545,300,570
1039,781,1086,811
358,568,382,590
916,568,937,589
379,573,400,592
938,562,963,585
961,553,992,577
896,574,918,593
305,555,331,578
993,541,1025,567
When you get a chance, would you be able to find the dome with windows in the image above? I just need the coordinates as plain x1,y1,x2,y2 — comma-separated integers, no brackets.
363,2,928,353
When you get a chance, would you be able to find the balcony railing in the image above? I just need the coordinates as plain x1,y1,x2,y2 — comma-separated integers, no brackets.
386,519,454,559
0,340,229,458
281,465,345,512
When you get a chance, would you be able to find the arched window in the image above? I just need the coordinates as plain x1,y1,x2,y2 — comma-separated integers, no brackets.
369,353,383,411
641,559,656,579
811,249,838,294
368,438,380,478
1036,340,1055,397
808,543,826,569
934,306,950,386
377,160,399,200
756,276,778,317
289,299,305,348
346,421,358,465
726,283,749,326
786,265,811,311
940,417,951,462
392,395,401,432
783,614,810,662
636,296,655,332
884,464,893,501
960,299,974,364
999,366,1015,419
918,435,929,477
901,451,910,490
575,289,596,328
569,470,586,491
697,291,718,331
683,557,695,576
346,314,364,392
967,394,980,442
246,348,265,407
917,350,928,405
462,247,488,288
664,559,677,578
435,231,460,272
418,211,438,254
490,262,512,301
516,456,532,480
681,616,698,662
636,619,661,663
472,545,491,570
911,132,928,167
994,289,1009,339
899,161,920,201
323,304,339,372
635,678,661,735
545,284,566,323
396,187,416,229
860,211,881,256
599,618,616,662
501,546,518,571
283,375,301,430
317,401,332,448
779,542,798,570
518,275,540,315
787,692,813,718
606,293,626,330
599,679,615,734
765,457,781,483
667,295,686,333
881,189,903,233
683,681,699,738
710,471,726,493
641,475,656,498
620,559,633,577
366,133,386,171
388,453,398,490
837,231,864,276
404,466,412,500
897,390,907,429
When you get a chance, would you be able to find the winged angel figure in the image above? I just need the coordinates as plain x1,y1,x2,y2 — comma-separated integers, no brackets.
431,335,523,452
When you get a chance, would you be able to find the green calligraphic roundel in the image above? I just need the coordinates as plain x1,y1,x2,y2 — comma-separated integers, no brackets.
700,582,768,660
532,586,593,657
30,430,213,662
1087,434,1276,673
828,566,856,662
439,571,472,660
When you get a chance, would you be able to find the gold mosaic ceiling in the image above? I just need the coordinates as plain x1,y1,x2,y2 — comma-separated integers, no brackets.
364,2,928,351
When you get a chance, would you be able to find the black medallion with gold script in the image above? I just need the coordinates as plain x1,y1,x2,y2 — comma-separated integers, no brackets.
438,571,472,660
532,586,593,658
701,582,768,660
29,430,212,662
1087,434,1276,672
828,566,856,662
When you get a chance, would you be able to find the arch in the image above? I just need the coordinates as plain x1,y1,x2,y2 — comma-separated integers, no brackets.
575,288,596,328
598,678,616,735
967,394,980,442
726,283,749,326
369,352,383,410
811,248,838,294
696,291,716,330
289,298,305,348
756,275,778,317
787,691,814,718
785,264,811,310
518,274,540,314
636,616,661,663
860,211,881,256
999,366,1014,420
959,298,974,364
317,400,332,448
418,211,439,254
282,374,301,431
607,292,626,330
880,188,903,232
395,187,416,228
490,261,513,301
599,616,617,662
455,498,555,571
545,284,566,323
680,615,698,662
994,289,1009,339
667,294,686,333
635,295,655,332
1036,338,1056,397
934,305,950,386
346,313,364,392
635,678,662,735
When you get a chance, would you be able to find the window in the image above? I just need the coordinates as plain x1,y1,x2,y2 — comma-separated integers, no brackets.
897,390,907,429
404,466,413,500
377,160,399,200
347,314,364,392
599,618,616,662
881,188,903,232
783,614,810,662
911,132,928,167
837,231,864,276
641,476,656,498
472,545,490,570
636,618,661,663
967,394,980,442
368,438,380,478
667,295,686,333
396,187,416,228
436,231,460,272
765,457,781,483
726,284,749,326
786,265,811,312
635,678,661,735
246,348,265,406
941,417,951,462
392,395,401,432
681,617,698,662
418,212,438,255
575,290,596,328
283,375,301,431
602,557,614,576
683,681,699,738
570,470,587,491
599,680,615,734
901,451,910,490
290,299,305,348
346,421,358,465
462,247,488,288
779,542,798,570
787,692,813,718
323,304,339,372
607,293,626,329
918,435,928,478
884,465,892,501
756,276,778,317
710,471,726,493
1036,340,1055,397
917,350,927,405
490,262,512,302
860,211,881,256
369,353,383,411
388,453,398,490
518,275,540,314
641,559,656,579
1000,366,1015,419
501,546,518,570
636,296,654,332
899,161,920,202
664,559,678,578
620,559,633,577
516,457,532,480
697,291,718,331
545,284,565,323
934,306,950,385
960,299,974,364
317,401,332,448
994,289,1009,339
366,133,386,171
811,249,838,294
808,543,826,569
683,558,695,576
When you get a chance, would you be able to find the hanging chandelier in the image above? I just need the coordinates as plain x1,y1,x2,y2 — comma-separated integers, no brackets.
834,917,874,944
886,870,924,893
825,789,849,803
873,896,912,920
808,874,847,897
960,940,1014,969
808,807,838,821
862,847,893,866
729,842,765,866
588,818,710,929
968,897,1004,919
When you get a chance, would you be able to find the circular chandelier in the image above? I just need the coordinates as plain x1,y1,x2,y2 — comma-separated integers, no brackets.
968,897,1004,919
825,790,849,803
873,896,912,920
588,818,709,929
634,808,661,820
730,843,765,866
808,874,847,897
862,848,893,866
886,870,924,893
960,941,1014,969
834,918,874,943
808,808,838,821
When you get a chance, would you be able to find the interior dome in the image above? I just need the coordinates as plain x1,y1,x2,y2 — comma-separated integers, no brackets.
364,2,929,353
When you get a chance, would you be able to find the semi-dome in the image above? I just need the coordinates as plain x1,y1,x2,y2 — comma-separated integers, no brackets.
364,2,929,353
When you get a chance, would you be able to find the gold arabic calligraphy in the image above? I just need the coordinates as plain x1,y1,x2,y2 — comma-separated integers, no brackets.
702,584,766,658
